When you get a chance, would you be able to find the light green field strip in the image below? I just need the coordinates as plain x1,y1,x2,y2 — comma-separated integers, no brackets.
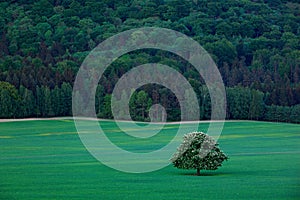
0,136,13,139
37,131,78,136
220,132,299,139
231,151,300,156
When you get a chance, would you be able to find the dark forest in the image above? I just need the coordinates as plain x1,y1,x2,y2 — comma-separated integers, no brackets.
0,0,299,123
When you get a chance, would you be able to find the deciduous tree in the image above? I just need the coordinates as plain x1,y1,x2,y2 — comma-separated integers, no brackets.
171,132,228,176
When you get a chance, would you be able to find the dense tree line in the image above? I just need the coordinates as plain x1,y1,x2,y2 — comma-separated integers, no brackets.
2,80,300,123
0,0,299,123
0,81,72,118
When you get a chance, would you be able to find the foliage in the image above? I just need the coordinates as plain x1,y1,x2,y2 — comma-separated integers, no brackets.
0,81,20,118
171,132,228,175
0,0,299,122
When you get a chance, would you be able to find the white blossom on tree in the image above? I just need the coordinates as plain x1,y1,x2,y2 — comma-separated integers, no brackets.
171,132,228,175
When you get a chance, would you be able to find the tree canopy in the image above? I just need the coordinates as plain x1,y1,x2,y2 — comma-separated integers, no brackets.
0,0,299,123
171,132,228,175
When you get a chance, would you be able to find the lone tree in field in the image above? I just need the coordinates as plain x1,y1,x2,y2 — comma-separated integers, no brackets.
171,132,228,176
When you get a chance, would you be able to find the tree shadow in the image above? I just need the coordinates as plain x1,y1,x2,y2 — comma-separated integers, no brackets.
172,170,235,177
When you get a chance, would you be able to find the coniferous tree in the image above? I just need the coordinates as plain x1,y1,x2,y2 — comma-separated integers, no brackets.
0,81,20,118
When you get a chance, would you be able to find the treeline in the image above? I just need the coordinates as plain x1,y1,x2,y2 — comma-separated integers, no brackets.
0,0,300,123
1,81,300,123
0,81,72,118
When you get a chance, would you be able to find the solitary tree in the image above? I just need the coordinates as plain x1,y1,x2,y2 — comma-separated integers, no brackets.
171,132,228,176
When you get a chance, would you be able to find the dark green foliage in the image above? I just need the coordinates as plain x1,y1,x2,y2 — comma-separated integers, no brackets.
264,104,300,123
290,105,300,124
99,94,113,119
130,90,152,121
226,87,265,120
171,132,228,175
0,0,299,122
19,85,35,117
0,81,20,118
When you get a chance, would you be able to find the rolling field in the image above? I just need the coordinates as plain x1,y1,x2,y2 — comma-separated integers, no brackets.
0,120,299,199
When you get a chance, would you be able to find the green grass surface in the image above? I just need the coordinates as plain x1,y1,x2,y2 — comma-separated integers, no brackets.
0,120,299,199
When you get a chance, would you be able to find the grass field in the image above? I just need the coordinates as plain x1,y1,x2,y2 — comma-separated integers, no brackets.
0,120,299,199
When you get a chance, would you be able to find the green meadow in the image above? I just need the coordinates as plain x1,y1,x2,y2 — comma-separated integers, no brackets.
0,120,299,199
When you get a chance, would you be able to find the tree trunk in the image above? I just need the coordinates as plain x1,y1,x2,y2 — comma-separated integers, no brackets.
197,168,200,176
